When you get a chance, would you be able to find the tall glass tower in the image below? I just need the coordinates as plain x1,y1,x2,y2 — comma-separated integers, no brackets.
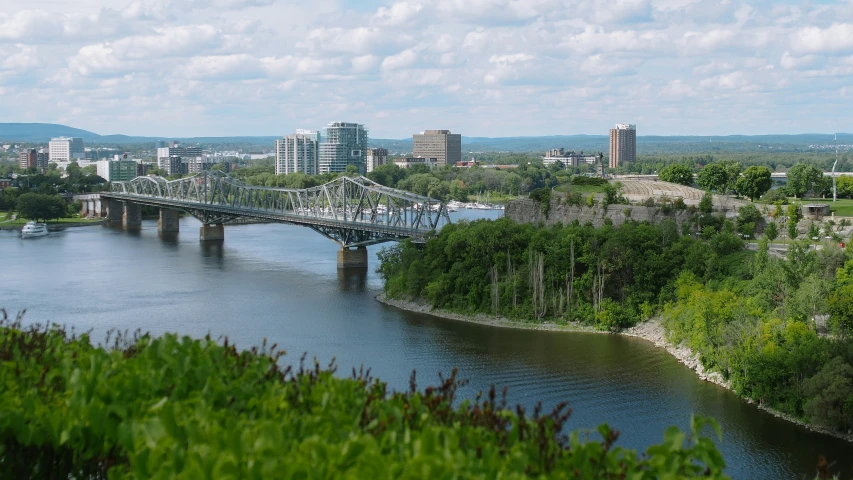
319,122,368,174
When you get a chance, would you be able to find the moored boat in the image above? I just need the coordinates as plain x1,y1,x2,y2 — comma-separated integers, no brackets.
21,221,49,238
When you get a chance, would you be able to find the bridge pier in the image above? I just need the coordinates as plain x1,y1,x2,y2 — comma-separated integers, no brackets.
123,201,142,229
337,246,368,269
158,209,180,233
200,224,224,242
107,199,124,225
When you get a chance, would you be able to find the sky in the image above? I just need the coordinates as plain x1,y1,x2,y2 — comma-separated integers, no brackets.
1,0,852,138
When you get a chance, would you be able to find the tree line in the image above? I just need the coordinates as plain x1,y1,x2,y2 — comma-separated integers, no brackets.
655,159,853,201
231,161,576,201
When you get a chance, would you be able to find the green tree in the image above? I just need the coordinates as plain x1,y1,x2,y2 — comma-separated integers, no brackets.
803,357,853,431
736,204,762,238
696,163,729,193
16,192,67,222
785,164,824,198
698,191,714,214
735,166,772,201
658,164,694,186
720,160,743,194
764,221,778,246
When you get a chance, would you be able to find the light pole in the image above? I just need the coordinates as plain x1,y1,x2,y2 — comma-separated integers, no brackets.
833,125,839,203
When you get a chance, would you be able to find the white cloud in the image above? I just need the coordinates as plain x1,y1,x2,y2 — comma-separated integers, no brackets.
0,0,851,136
791,23,853,54
381,49,419,71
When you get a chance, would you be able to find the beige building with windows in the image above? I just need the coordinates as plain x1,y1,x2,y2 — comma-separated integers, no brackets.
609,124,636,168
365,148,388,173
412,130,461,167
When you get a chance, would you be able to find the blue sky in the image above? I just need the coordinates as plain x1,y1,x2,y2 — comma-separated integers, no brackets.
1,0,852,138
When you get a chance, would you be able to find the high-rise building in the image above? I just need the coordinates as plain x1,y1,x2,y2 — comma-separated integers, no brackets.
276,131,319,175
156,145,202,176
412,130,461,167
18,149,37,170
365,148,388,173
48,137,84,162
36,149,49,171
319,122,368,174
609,124,636,169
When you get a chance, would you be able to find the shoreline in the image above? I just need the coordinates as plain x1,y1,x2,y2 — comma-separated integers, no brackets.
0,219,108,231
376,293,853,444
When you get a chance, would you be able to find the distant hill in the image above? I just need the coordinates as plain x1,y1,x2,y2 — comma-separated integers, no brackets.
0,123,278,145
1,123,849,153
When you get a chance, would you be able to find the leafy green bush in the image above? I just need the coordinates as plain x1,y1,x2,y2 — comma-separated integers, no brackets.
570,176,608,186
0,312,730,479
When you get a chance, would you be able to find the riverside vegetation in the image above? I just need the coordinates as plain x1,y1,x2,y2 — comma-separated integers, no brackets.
0,312,734,479
377,216,853,437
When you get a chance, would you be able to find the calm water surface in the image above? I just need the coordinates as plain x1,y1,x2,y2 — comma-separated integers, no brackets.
2,211,852,479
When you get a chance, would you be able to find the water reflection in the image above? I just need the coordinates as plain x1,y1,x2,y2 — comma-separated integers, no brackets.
337,267,368,292
158,231,180,245
200,241,224,259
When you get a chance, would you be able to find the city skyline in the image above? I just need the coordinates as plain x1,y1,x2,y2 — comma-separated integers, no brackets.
1,0,852,138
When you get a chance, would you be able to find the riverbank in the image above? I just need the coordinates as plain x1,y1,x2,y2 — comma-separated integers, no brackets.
0,219,107,231
376,293,853,444
376,293,602,334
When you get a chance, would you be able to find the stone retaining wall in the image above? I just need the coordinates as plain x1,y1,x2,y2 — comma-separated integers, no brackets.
505,198,695,228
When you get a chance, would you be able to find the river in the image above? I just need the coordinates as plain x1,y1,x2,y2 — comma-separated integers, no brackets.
2,210,851,479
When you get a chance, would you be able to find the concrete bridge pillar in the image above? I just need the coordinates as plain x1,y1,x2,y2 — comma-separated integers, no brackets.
123,201,142,229
107,199,124,224
200,224,224,241
80,200,90,217
94,198,102,217
337,246,368,269
158,209,180,233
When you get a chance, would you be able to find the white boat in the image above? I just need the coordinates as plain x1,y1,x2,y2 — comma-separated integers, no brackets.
21,221,49,238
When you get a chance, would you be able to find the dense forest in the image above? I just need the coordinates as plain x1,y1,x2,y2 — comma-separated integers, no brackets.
0,313,731,478
378,217,853,434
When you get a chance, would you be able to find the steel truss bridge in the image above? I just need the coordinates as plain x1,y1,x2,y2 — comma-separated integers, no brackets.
103,171,451,247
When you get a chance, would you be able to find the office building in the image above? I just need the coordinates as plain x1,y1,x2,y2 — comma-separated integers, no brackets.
319,122,368,174
393,157,438,169
365,148,388,173
18,149,37,170
48,137,84,162
36,149,49,171
412,130,461,167
542,148,599,168
275,131,319,175
156,145,202,176
609,124,636,168
96,158,138,182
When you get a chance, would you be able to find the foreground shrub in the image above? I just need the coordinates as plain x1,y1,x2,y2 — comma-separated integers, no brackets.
0,311,729,479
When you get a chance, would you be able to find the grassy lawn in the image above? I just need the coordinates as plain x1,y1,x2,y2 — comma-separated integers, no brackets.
553,184,606,195
800,198,853,217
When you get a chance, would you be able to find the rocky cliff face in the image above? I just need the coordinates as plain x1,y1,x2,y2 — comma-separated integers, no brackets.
505,198,695,228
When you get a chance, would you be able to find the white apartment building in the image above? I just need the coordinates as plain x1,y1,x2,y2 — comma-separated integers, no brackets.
276,131,319,175
48,137,84,162
393,157,438,169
